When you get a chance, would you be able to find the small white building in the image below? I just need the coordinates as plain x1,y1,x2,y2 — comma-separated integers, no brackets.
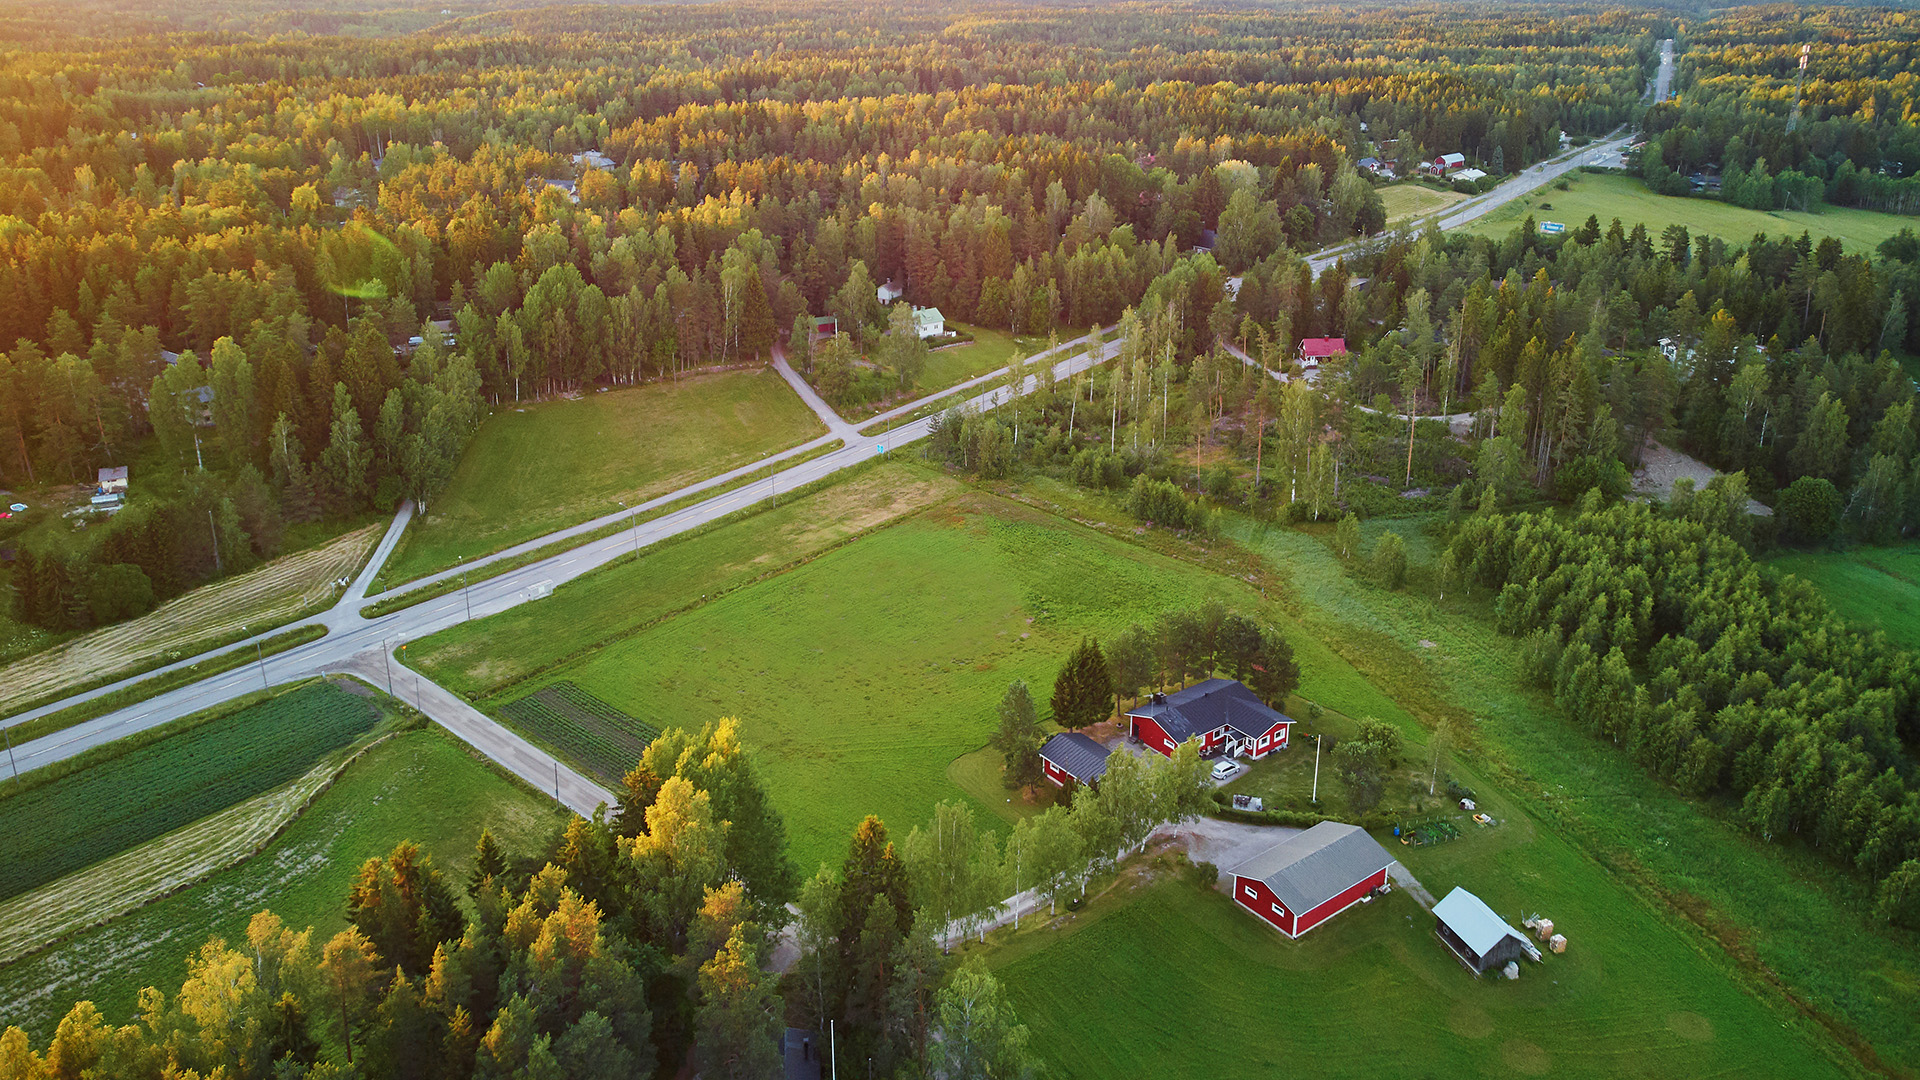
912,307,946,340
572,150,616,171
1453,168,1489,183
877,281,905,304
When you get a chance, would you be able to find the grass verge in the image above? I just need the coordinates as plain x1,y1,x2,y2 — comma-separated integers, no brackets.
4,623,329,746
360,436,845,614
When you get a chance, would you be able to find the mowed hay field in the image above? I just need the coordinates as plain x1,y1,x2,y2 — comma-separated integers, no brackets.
0,728,566,1038
984,864,1846,1080
1466,172,1913,252
0,523,377,716
377,368,827,586
1768,543,1920,651
1378,180,1469,225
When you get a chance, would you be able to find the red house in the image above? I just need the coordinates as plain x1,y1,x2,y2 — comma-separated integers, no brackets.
1126,678,1292,761
1297,338,1347,367
1231,821,1395,938
1038,731,1111,788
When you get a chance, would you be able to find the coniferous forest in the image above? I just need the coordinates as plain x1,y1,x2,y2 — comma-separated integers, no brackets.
8,0,1920,1076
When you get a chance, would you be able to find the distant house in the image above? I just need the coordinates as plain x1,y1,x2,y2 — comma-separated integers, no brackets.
572,150,617,171
1434,887,1541,974
1356,156,1382,174
1039,732,1112,788
92,466,128,510
529,178,579,202
810,315,838,340
1297,338,1348,367
1125,678,1292,761
1231,821,1394,938
1452,167,1489,183
191,385,215,426
1431,152,1467,174
331,186,366,210
158,349,182,367
877,280,905,304
911,306,946,339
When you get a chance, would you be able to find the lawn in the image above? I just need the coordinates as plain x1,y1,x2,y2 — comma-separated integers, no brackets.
1378,181,1468,226
374,368,826,586
1224,511,1920,1071
1465,172,1911,254
0,727,567,1039
1767,543,1920,651
827,323,1047,421
983,859,1846,1079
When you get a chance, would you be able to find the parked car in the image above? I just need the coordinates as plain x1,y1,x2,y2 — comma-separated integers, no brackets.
1211,760,1239,781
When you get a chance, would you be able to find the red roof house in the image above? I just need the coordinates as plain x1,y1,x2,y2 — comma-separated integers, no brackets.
1231,821,1394,938
1125,678,1292,761
1038,732,1112,788
1297,338,1347,366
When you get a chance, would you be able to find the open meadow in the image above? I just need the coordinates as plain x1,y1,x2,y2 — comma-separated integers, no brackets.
1378,181,1469,226
1768,543,1920,651
1466,172,1912,253
0,726,567,1039
981,854,1845,1079
374,368,825,586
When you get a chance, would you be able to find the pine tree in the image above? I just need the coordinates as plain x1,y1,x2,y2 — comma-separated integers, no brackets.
467,828,507,898
1050,637,1111,729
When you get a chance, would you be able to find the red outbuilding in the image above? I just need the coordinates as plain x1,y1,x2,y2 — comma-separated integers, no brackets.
1126,678,1292,761
1038,731,1112,789
1230,821,1395,938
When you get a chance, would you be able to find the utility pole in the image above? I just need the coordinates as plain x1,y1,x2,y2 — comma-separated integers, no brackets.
383,639,394,696
458,557,472,621
208,509,222,574
3,724,17,784
1311,733,1324,804
253,631,269,691
554,760,560,802
831,1021,838,1080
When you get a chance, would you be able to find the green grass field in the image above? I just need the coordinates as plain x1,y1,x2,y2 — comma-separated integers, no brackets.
430,480,1417,876
1767,543,1920,651
1378,181,1468,226
1467,172,1911,254
984,861,1845,1079
375,369,826,586
0,682,381,900
0,728,566,1039
916,324,1042,397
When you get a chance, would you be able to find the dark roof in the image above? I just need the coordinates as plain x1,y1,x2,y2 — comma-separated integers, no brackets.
1127,678,1291,742
1039,732,1111,784
1233,821,1394,914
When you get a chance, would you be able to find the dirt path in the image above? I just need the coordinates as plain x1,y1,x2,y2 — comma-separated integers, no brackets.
1633,442,1773,515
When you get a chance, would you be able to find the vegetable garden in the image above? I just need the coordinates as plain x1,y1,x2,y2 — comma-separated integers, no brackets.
0,682,380,900
499,681,659,785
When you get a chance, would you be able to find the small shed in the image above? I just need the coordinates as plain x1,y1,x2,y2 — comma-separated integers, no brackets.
1434,887,1541,974
877,280,905,304
96,467,128,496
810,315,838,340
1039,732,1111,789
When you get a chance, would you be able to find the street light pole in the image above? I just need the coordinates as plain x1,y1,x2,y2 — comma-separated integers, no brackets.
3,724,17,785
253,632,269,691
1311,733,1323,804
458,557,472,621
382,639,394,697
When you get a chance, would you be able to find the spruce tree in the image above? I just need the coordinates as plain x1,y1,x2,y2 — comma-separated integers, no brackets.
1050,637,1111,730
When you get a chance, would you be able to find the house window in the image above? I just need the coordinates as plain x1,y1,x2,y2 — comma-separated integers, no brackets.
1243,884,1256,898
1272,904,1286,918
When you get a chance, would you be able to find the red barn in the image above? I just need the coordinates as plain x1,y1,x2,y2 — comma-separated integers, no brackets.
1297,338,1347,367
1038,732,1111,789
1231,822,1395,938
1126,679,1292,761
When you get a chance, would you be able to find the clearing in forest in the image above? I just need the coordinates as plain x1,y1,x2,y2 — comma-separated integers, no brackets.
1466,172,1912,252
0,524,377,717
374,368,826,586
1378,181,1470,226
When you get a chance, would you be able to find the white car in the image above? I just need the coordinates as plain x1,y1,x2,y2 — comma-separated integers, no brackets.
1211,760,1239,781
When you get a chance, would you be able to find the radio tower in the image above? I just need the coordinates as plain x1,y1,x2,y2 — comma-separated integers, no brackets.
1787,43,1811,133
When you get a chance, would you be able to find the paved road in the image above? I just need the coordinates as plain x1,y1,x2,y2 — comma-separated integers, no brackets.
6,329,1123,782
10,38,1674,796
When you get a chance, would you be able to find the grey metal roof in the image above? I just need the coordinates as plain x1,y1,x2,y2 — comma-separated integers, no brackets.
1433,887,1526,958
1232,821,1393,914
1039,732,1111,784
1128,678,1291,742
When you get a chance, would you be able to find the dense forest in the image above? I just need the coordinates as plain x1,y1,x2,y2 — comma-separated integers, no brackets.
0,0,1661,635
